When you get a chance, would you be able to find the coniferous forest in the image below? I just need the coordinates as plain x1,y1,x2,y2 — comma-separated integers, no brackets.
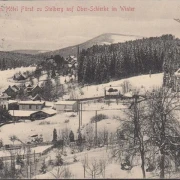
78,34,180,85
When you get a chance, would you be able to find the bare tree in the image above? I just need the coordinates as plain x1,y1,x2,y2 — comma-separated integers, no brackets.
147,87,180,178
121,80,132,94
49,166,73,179
82,156,107,179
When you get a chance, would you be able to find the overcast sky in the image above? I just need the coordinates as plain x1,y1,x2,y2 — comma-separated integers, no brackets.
1,0,180,51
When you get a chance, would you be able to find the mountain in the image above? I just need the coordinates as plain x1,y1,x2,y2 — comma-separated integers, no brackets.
11,50,50,55
37,33,143,58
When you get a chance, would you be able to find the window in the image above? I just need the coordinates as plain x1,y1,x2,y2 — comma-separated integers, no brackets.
22,105,25,109
29,105,32,109
36,105,39,109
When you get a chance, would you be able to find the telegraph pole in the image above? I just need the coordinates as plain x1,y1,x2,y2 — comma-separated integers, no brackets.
95,110,97,146
79,101,81,132
81,102,83,126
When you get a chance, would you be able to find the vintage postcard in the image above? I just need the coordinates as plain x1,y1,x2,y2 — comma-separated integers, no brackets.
0,0,180,179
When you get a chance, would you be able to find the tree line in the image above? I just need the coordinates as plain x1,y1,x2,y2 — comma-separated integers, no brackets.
78,34,180,85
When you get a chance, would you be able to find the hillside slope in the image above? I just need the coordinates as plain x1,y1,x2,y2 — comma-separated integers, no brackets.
37,33,143,58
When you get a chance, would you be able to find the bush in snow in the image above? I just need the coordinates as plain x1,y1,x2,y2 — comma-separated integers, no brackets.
91,114,108,123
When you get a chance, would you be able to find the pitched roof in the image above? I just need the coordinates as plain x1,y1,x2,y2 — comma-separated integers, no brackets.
9,110,38,117
123,91,134,98
31,84,42,91
0,93,10,99
174,68,180,77
41,108,56,115
31,94,43,101
55,101,77,105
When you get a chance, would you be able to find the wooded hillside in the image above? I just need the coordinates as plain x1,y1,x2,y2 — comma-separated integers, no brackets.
78,34,180,84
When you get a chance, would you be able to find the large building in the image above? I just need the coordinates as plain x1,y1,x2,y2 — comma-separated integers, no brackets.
19,101,45,111
55,101,78,112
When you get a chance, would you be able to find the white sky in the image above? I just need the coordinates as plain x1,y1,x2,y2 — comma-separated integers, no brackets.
1,0,180,51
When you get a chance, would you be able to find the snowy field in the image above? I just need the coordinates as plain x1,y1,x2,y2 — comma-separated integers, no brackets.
0,105,125,145
34,148,156,179
72,73,163,99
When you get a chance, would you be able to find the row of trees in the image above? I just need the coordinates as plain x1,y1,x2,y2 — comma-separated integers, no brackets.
0,52,43,70
78,34,180,85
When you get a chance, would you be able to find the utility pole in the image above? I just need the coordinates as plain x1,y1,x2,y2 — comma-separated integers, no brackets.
95,110,97,147
133,95,138,145
34,150,36,178
81,102,83,126
79,101,81,132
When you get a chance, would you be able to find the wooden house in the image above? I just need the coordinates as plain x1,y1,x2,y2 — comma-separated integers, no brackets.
104,86,123,99
4,85,19,99
13,73,26,81
25,84,34,95
19,101,45,111
31,85,43,97
55,101,78,112
0,93,10,109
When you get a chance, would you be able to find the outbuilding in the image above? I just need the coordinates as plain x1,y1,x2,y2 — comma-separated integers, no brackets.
55,101,78,112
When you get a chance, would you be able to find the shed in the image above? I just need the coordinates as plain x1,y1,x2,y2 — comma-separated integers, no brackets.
9,110,48,121
55,101,78,112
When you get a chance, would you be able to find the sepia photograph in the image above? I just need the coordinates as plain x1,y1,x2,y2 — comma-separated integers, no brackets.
0,0,180,179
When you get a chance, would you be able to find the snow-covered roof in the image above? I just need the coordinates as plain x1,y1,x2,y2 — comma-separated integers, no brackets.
174,68,180,77
8,100,18,104
31,94,43,101
42,108,56,115
55,101,77,105
9,110,38,117
19,101,45,105
0,93,10,99
137,87,147,96
123,91,134,98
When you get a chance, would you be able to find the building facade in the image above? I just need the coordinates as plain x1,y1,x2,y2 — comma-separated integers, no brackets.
19,101,45,111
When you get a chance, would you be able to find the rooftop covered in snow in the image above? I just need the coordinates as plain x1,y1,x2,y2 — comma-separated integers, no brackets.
19,101,45,105
9,110,38,117
55,101,77,105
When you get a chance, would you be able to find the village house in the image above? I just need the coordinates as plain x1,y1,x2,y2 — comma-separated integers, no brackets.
25,84,34,95
104,86,122,99
13,73,26,81
0,93,10,109
55,100,78,112
19,101,45,111
4,85,19,99
31,85,43,97
9,110,49,121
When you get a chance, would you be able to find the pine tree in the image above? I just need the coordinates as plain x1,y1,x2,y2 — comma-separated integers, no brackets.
52,128,57,142
69,131,74,142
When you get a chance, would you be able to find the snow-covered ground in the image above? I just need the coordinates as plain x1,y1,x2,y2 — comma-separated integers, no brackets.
0,105,124,145
0,66,36,92
0,145,52,158
71,73,163,99
34,148,155,179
